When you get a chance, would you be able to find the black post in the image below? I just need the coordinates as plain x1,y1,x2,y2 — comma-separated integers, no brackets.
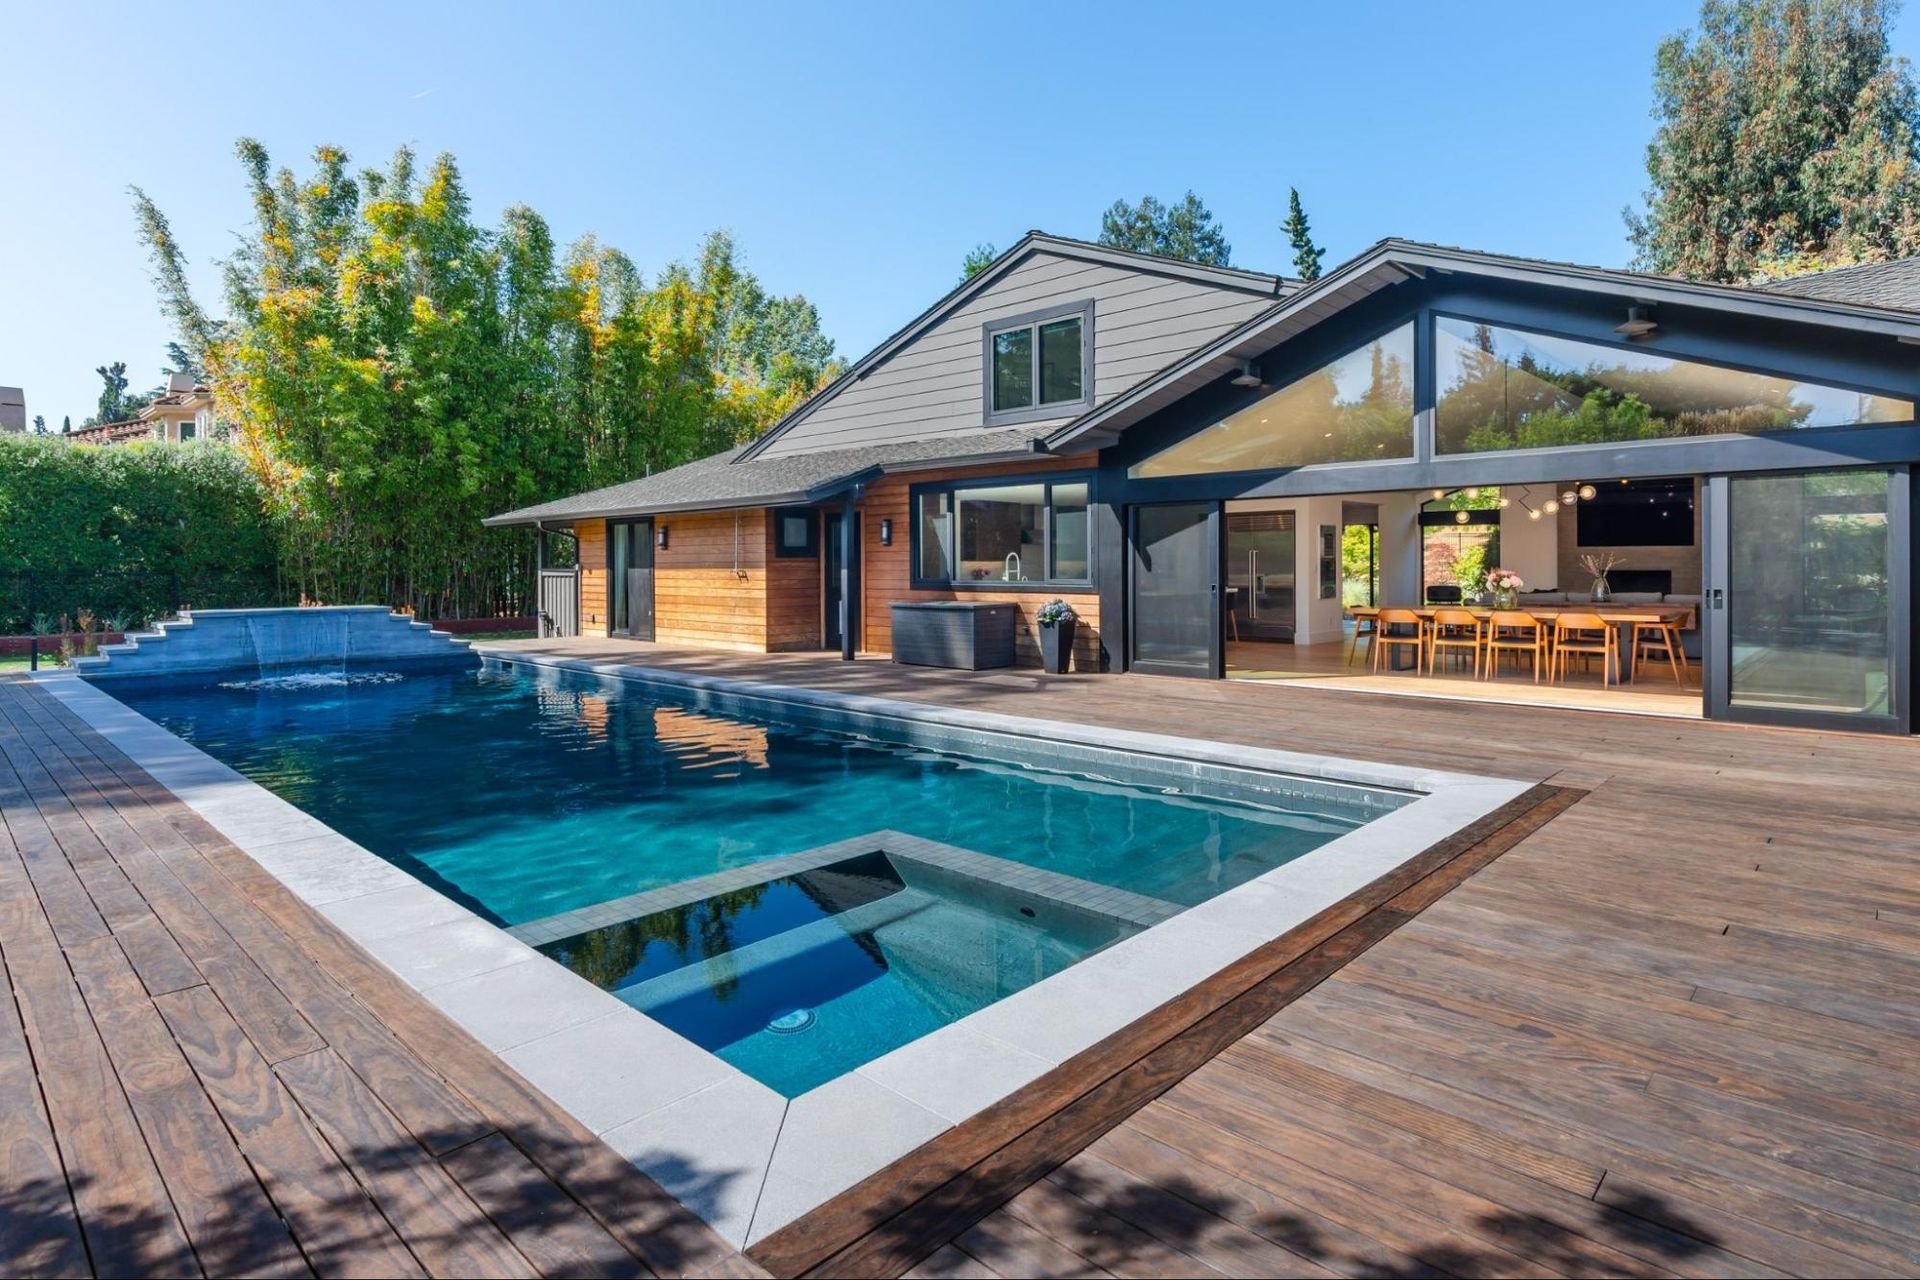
840,490,862,661
28,637,38,672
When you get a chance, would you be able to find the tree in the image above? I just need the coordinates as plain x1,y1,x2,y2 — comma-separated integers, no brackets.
959,243,997,282
1282,187,1325,281
30,415,46,435
1098,191,1231,265
61,416,70,434
87,361,153,425
1626,0,1920,280
132,138,840,619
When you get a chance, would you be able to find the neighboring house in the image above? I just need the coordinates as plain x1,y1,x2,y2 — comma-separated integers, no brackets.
0,386,24,434
67,373,220,446
488,235,1920,736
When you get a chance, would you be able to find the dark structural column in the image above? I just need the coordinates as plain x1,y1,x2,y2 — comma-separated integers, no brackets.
840,487,863,661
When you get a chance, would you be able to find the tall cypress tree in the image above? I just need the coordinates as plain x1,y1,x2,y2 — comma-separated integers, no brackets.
1282,188,1325,281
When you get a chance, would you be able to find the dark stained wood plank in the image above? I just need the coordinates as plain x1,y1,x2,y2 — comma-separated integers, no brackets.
0,937,90,1279
154,984,427,1280
272,1047,535,1280
441,1133,646,1280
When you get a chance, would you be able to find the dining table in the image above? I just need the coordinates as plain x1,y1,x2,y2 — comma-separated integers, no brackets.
1347,601,1696,685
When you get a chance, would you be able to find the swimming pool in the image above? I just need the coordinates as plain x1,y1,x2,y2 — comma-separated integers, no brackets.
107,654,1403,1094
58,649,1529,1244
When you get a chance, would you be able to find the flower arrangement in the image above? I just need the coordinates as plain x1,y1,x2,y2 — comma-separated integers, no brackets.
1035,598,1077,627
1485,569,1526,594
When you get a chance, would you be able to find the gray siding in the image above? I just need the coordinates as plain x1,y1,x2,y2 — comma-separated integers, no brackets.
758,251,1273,459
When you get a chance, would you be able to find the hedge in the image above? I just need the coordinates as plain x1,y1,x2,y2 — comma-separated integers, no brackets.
0,435,288,633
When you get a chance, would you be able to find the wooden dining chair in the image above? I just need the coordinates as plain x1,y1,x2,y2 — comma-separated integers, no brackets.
1633,617,1688,686
1345,611,1377,667
1485,610,1548,682
1552,612,1618,684
1426,607,1485,677
1371,608,1425,674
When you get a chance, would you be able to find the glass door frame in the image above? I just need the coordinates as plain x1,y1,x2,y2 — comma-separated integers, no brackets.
1126,500,1223,679
1702,467,1911,735
608,517,655,641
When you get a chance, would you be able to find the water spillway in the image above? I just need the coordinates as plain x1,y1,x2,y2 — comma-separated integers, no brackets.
73,606,470,679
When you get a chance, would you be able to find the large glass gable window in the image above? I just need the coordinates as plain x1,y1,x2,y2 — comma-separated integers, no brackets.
1130,322,1415,478
913,475,1093,587
1436,316,1913,454
986,305,1090,423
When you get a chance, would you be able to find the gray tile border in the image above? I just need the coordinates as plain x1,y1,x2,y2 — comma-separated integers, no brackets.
40,657,1535,1249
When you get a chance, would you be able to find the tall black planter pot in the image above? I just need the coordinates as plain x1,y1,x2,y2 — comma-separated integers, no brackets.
1039,619,1076,674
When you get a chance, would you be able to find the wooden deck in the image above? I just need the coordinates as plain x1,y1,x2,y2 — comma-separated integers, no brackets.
0,676,761,1279
496,640,1920,1279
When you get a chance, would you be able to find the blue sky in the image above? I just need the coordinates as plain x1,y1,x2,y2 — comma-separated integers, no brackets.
7,1,1917,428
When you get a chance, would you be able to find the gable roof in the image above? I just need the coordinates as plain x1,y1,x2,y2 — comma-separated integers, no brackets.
1046,238,1920,453
484,423,1057,527
1759,257,1920,312
732,231,1287,463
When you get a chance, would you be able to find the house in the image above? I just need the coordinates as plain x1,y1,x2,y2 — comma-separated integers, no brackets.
487,235,1920,736
67,373,219,445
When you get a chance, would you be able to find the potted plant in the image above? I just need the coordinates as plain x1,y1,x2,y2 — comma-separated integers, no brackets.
1486,568,1525,608
1035,598,1077,674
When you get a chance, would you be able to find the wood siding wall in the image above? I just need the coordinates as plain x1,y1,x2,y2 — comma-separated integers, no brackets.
859,454,1102,670
577,520,609,637
757,251,1272,460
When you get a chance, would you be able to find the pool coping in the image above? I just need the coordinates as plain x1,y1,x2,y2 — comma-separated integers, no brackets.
37,657,1532,1249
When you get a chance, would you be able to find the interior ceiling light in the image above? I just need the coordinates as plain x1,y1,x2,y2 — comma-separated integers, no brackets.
1454,509,1471,524
1543,498,1560,514
1229,359,1263,388
1527,506,1543,520
1464,487,1480,499
1497,496,1511,508
1561,487,1580,504
1614,304,1658,338
1431,489,1446,501
1579,483,1598,501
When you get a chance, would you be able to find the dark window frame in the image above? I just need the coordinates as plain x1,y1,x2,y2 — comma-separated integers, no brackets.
772,506,820,558
982,300,1096,427
910,471,1096,591
1431,309,1917,459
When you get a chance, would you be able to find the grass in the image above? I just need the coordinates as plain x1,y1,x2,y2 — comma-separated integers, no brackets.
458,630,536,643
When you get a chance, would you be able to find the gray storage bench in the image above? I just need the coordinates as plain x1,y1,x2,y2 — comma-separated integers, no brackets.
890,601,1017,670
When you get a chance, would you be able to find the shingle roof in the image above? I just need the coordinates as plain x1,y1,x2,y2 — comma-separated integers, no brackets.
65,419,155,446
483,423,1055,526
1758,257,1920,312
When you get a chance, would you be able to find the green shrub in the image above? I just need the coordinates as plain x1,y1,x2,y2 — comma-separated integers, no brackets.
0,436,286,633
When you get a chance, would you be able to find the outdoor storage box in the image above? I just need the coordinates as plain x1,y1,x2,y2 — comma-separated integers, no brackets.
890,601,1017,670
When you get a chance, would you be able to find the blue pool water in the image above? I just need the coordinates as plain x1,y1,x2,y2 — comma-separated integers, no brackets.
109,656,1401,1093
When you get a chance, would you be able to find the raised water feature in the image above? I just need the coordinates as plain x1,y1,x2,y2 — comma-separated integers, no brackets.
75,605,469,679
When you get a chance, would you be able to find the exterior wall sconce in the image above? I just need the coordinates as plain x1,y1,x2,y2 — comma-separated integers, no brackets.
656,526,669,550
879,518,893,547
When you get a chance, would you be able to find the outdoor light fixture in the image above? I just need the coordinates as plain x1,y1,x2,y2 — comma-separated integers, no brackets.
1454,509,1470,525
1614,304,1659,338
1229,359,1263,388
1578,483,1598,501
656,526,669,550
879,517,893,547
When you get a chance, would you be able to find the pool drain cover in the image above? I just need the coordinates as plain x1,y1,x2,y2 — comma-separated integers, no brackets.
766,1008,816,1034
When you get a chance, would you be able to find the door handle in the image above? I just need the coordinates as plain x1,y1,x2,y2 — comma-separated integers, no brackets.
1707,587,1725,610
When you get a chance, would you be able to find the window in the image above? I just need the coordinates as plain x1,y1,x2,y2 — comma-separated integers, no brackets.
1435,316,1914,454
913,474,1094,587
772,506,818,557
984,303,1092,424
1130,323,1416,478
178,418,196,442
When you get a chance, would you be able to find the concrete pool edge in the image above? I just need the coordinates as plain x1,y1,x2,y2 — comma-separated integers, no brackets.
40,661,1533,1249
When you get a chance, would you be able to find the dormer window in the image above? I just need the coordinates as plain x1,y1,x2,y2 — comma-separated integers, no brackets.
983,301,1093,425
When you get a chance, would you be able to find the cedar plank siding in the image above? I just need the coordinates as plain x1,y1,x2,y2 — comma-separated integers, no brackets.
755,251,1272,460
859,454,1101,670
575,511,823,651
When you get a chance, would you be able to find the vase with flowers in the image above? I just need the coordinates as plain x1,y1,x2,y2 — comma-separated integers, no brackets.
1580,552,1623,603
1485,568,1525,609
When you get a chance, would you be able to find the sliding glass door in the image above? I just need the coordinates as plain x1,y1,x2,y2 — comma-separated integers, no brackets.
1130,501,1220,678
1704,468,1909,733
609,518,655,641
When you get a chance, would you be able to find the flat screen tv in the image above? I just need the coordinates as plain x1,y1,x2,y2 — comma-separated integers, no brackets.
1576,478,1694,547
